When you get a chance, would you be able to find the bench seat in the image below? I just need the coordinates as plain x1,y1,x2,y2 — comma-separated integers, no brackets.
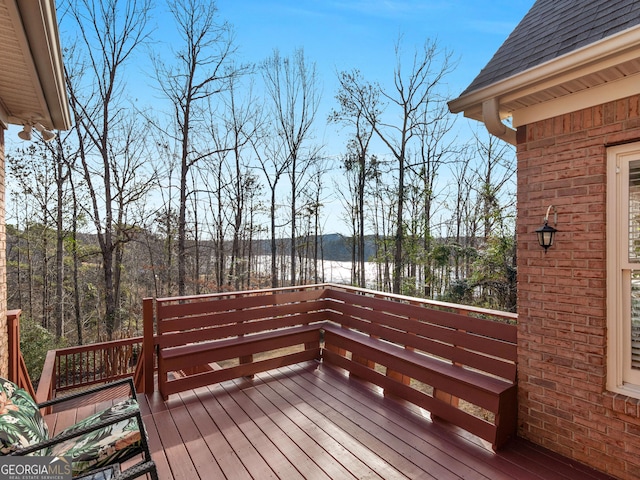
158,324,322,399
321,323,517,449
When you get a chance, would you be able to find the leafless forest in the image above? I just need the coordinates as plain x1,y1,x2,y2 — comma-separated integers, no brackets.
6,0,516,355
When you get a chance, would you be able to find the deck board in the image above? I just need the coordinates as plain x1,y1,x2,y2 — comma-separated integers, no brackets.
216,384,305,479
289,362,548,479
247,370,396,480
48,360,617,479
177,388,251,479
152,409,199,480
151,361,617,480
260,368,437,479
226,376,356,480
220,378,333,480
191,385,280,480
276,364,493,480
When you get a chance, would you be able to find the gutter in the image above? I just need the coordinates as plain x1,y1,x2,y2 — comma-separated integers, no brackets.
448,24,640,146
481,98,516,145
14,0,71,130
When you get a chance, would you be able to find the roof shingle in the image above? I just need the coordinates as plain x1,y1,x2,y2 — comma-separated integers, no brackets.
461,0,640,96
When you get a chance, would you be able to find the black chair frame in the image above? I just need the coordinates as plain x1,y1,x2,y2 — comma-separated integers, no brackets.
10,378,158,480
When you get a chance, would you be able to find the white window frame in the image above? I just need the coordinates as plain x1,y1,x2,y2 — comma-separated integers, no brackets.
607,142,640,398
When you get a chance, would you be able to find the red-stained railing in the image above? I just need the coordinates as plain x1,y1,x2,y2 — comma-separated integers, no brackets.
138,284,516,394
7,310,36,399
145,284,328,398
38,283,517,399
132,283,518,448
36,336,142,405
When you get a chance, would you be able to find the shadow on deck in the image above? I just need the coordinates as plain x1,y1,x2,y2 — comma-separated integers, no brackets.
135,361,612,480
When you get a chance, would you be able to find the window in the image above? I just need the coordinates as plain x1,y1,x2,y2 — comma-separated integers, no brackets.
607,143,640,397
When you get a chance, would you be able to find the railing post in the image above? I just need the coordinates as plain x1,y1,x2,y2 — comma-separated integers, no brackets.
7,310,20,383
36,350,57,411
8,310,37,400
142,298,155,394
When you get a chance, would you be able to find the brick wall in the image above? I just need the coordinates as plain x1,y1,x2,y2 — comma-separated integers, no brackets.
0,127,6,379
517,94,640,479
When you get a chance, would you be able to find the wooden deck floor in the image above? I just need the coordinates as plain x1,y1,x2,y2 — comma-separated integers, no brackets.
133,361,614,480
44,360,616,479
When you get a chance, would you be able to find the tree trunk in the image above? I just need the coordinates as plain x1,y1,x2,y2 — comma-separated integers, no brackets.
270,189,278,288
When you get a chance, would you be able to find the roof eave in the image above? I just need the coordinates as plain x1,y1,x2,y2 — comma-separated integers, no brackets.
448,24,640,143
12,0,71,131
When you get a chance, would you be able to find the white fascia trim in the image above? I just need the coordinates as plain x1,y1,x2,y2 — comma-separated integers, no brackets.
448,24,640,117
5,0,50,126
7,0,71,130
17,0,71,130
0,102,8,130
513,71,640,127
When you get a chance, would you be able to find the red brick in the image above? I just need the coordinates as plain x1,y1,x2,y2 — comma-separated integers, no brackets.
518,95,640,478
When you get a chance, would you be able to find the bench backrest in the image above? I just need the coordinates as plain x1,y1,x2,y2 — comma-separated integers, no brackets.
154,288,327,349
323,289,517,383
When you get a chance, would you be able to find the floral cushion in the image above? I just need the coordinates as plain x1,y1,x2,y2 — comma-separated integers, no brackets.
0,378,49,455
50,399,142,477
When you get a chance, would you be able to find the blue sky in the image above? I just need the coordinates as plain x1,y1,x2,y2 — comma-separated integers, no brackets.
208,0,534,233
221,0,533,86
6,1,536,235
216,0,535,153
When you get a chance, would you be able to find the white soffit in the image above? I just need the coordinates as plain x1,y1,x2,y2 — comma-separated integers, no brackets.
449,24,640,130
0,0,70,130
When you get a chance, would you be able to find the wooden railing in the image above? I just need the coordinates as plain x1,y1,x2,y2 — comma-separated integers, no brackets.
36,336,142,404
138,283,516,390
321,286,518,448
38,283,517,402
145,284,327,398
7,310,36,399
135,283,518,448
322,283,517,323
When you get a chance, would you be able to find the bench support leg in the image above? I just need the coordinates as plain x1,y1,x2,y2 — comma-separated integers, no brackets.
240,354,254,379
493,385,518,450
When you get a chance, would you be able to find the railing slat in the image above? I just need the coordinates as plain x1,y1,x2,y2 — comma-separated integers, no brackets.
36,282,517,422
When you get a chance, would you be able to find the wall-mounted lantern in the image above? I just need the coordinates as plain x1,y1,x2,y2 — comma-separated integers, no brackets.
536,205,558,253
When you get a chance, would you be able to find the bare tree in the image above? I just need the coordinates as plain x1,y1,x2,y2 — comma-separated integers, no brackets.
299,159,329,284
471,128,516,240
8,144,57,330
65,0,153,339
408,99,458,297
252,127,288,288
67,172,84,344
335,38,454,293
149,138,179,297
331,71,378,287
261,48,321,286
449,148,475,282
221,76,262,290
153,0,240,296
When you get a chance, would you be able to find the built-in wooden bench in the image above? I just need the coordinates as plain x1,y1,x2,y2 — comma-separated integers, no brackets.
147,288,326,400
321,288,518,450
159,324,321,398
142,284,517,450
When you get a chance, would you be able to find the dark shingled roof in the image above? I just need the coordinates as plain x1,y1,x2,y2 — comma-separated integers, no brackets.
461,0,640,96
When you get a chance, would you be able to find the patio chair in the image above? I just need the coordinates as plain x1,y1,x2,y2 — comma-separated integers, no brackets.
0,376,158,480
